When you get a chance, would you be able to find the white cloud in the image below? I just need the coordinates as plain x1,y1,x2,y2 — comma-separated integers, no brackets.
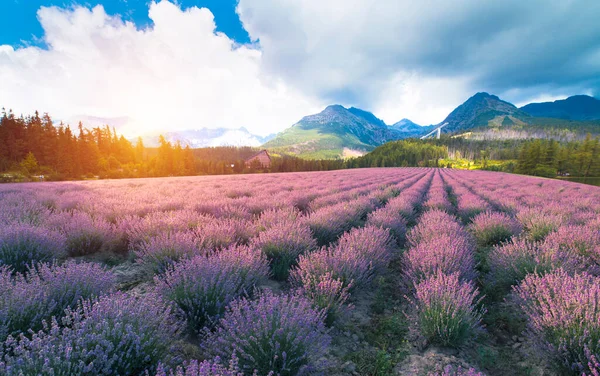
0,1,322,137
237,0,600,122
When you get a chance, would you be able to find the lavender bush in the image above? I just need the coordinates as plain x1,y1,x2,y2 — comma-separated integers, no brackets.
133,231,204,274
469,211,522,247
408,272,485,347
487,238,584,297
48,211,115,257
514,269,600,375
203,291,331,376
516,208,563,241
155,356,243,376
428,365,486,376
296,271,352,326
0,292,182,376
0,224,66,273
251,221,317,280
155,245,269,333
0,261,115,341
403,234,477,286
366,207,408,245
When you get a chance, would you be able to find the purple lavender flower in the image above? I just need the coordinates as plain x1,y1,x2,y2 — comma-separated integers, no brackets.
155,356,243,376
295,271,352,326
366,207,408,245
513,269,600,375
0,224,66,273
133,231,205,274
47,211,115,257
428,365,486,376
408,272,485,347
202,291,331,376
0,291,182,376
469,211,522,247
403,234,477,286
516,207,563,241
0,261,115,341
155,245,269,333
251,221,317,280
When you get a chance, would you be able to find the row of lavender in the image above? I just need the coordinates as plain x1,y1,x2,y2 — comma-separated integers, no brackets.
438,170,600,375
0,168,430,375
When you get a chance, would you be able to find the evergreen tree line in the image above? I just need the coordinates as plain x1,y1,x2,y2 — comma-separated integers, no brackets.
515,136,600,177
0,110,342,181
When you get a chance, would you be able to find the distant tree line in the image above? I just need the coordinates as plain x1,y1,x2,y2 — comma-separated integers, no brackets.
515,136,600,177
0,110,343,181
2,110,599,182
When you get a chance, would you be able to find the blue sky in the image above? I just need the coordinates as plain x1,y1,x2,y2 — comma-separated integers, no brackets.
0,0,599,137
1,0,250,47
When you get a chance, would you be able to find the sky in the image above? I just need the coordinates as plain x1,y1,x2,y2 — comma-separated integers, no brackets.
1,0,599,137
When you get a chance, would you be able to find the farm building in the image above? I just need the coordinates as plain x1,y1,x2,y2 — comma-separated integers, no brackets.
245,150,271,169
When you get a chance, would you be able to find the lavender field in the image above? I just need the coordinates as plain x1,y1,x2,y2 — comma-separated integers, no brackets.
1,168,599,375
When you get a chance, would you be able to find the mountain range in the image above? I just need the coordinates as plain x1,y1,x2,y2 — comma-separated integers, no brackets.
263,93,600,158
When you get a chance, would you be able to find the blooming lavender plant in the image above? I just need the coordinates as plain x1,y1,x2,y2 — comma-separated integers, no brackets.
516,207,563,241
0,292,182,376
513,269,600,375
296,271,352,326
366,207,408,245
428,365,486,376
0,261,116,341
155,356,244,376
408,272,485,347
203,291,331,376
155,245,269,333
133,231,204,274
251,221,317,280
469,211,522,247
403,234,477,286
48,211,115,257
407,209,471,248
0,224,66,273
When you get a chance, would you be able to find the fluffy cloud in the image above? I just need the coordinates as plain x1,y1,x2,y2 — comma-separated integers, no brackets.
237,0,600,123
0,1,322,136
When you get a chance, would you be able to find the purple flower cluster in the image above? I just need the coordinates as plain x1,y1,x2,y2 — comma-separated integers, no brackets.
408,272,484,347
404,234,477,286
513,269,600,374
154,245,269,333
0,224,66,273
0,292,182,376
255,207,301,232
292,226,394,292
366,207,408,246
48,211,115,257
155,356,244,376
133,231,205,274
0,261,115,341
251,220,317,280
428,365,486,376
516,207,563,241
469,211,522,247
542,225,600,270
407,210,473,248
202,291,330,376
195,217,255,250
